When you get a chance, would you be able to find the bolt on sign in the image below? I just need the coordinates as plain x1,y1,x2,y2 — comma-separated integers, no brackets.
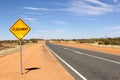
9,18,31,40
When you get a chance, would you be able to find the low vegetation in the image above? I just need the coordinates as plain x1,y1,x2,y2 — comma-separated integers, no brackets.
74,37,120,46
51,37,120,46
0,38,44,46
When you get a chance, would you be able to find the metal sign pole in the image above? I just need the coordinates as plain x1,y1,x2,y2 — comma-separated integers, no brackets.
19,40,23,75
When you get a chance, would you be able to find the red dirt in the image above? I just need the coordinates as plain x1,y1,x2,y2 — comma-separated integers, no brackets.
51,41,120,56
0,41,74,80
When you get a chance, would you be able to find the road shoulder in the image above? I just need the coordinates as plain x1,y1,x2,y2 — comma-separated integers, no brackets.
0,41,74,80
50,41,120,56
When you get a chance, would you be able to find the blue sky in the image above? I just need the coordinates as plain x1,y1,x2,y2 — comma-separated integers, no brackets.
0,0,120,40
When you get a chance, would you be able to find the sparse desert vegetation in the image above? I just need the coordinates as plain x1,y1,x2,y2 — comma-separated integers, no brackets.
0,39,44,56
51,37,120,47
0,39,44,49
51,37,120,55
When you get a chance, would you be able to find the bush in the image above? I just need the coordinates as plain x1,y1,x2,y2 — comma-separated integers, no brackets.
98,41,104,45
18,40,25,45
30,39,38,43
111,41,120,45
103,40,110,45
24,40,30,43
0,42,2,47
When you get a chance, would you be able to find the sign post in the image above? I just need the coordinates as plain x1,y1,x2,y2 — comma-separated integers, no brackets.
9,19,31,75
19,40,23,75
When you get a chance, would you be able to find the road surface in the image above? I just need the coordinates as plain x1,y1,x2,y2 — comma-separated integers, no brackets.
46,41,120,80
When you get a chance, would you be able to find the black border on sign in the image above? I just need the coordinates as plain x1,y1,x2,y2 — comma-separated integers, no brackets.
9,18,31,40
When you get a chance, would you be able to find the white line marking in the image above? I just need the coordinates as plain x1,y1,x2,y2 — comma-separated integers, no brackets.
64,48,120,65
64,48,83,54
46,45,87,80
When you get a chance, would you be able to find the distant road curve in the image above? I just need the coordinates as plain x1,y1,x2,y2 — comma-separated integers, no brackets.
46,41,120,80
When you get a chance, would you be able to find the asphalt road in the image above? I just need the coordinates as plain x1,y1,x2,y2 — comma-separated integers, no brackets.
46,41,120,80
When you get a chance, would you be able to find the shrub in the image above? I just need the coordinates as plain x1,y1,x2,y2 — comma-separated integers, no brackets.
98,41,104,45
103,40,110,45
17,40,25,45
0,42,2,47
30,39,38,43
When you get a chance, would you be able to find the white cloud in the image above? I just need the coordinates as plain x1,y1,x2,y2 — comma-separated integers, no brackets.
53,21,67,25
18,15,28,18
23,17,37,22
80,17,96,21
23,17,36,21
24,12,43,15
22,0,120,17
99,26,120,37
30,29,66,39
39,29,66,33
58,0,114,16
39,30,51,33
22,0,118,16
85,25,120,38
109,26,120,30
23,7,49,11
113,0,118,2
108,31,120,37
56,29,66,33
104,26,120,31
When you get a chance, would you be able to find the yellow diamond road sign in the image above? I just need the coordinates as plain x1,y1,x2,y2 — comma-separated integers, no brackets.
9,19,31,40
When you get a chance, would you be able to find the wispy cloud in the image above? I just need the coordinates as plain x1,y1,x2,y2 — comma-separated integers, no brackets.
56,29,66,33
18,15,28,18
23,7,49,11
23,17,37,22
113,0,118,2
104,26,120,31
53,21,67,25
58,0,115,16
39,29,66,33
39,30,51,33
99,26,120,37
23,12,43,15
37,29,66,39
22,0,119,16
80,17,96,21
